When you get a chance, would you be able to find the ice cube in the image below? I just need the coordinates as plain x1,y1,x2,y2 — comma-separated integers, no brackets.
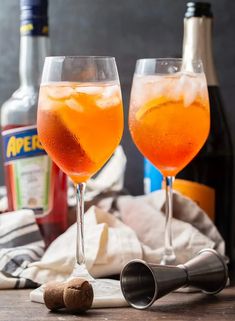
46,86,73,100
75,86,103,95
130,78,146,106
131,75,163,107
147,75,183,102
164,75,182,101
103,85,119,98
39,97,64,111
183,74,199,107
65,98,84,112
140,75,171,102
169,83,182,101
199,74,208,100
96,96,120,109
148,76,167,100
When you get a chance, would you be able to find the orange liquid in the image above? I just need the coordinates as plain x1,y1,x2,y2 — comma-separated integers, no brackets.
129,97,210,177
37,82,123,183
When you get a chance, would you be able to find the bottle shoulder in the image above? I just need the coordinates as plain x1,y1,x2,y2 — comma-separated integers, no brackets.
2,86,38,108
1,86,38,127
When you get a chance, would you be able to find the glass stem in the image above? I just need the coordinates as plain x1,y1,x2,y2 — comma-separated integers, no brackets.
71,182,93,279
161,176,176,265
76,182,86,267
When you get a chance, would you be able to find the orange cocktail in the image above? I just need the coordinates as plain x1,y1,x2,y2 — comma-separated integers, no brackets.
38,82,123,183
129,73,210,177
129,58,209,265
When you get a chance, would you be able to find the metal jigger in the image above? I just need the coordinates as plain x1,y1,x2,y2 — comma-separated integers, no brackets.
120,249,228,310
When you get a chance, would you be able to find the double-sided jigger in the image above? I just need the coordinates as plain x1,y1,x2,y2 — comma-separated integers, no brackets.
120,249,228,309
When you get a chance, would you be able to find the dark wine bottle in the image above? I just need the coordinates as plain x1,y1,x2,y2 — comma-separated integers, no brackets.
176,2,234,262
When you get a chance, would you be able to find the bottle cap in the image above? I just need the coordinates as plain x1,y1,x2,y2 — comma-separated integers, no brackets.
20,0,48,36
185,2,213,18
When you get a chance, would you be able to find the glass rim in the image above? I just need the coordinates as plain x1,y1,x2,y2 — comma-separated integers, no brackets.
136,57,202,63
135,58,204,74
41,55,119,83
45,55,116,61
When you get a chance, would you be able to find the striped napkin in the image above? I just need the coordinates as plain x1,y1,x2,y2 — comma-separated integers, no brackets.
0,210,45,289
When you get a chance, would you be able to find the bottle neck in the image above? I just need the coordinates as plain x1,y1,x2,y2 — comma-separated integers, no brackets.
182,17,218,86
19,35,50,88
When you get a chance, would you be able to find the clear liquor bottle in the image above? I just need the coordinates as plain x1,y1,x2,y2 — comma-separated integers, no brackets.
1,0,68,246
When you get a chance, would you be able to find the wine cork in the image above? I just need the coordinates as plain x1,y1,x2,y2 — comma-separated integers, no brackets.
44,281,66,311
63,278,94,312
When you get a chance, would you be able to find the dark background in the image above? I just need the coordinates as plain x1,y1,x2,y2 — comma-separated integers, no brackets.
0,0,235,195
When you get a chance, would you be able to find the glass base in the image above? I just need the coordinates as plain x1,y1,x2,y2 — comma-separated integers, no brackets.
71,263,94,280
70,264,128,308
160,248,176,265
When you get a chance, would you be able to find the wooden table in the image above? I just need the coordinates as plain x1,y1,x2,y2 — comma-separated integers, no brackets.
1,286,235,321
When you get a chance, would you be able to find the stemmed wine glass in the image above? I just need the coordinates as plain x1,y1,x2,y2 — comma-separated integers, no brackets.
37,56,123,286
129,58,210,264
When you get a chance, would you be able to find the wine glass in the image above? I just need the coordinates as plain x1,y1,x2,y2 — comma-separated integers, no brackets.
129,58,210,264
37,56,123,285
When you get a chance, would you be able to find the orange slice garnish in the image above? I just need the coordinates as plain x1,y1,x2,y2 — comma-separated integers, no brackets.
136,96,168,120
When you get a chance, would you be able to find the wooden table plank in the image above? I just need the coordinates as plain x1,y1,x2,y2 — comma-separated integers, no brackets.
0,286,235,321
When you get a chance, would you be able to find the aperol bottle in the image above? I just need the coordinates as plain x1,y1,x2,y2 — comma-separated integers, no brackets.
1,0,67,246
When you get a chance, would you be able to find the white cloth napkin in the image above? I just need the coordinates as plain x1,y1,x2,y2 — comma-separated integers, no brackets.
20,206,142,285
116,191,225,263
0,192,225,286
0,192,225,307
0,145,226,307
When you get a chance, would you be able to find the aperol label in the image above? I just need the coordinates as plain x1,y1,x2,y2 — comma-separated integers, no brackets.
2,126,46,163
2,125,53,217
